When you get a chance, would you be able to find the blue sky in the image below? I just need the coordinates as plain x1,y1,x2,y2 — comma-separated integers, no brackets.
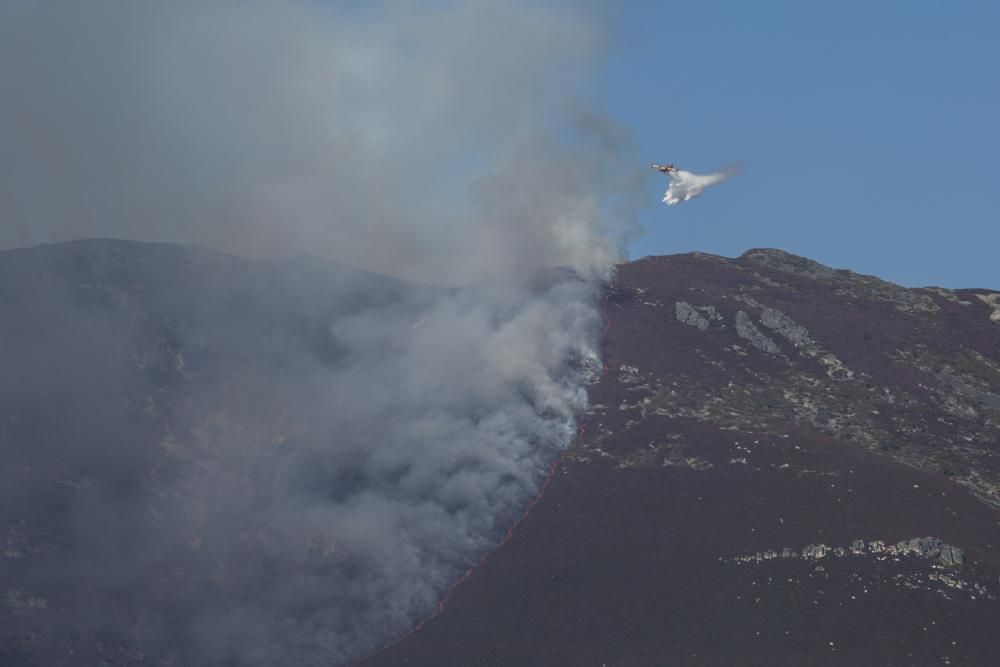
602,1,999,289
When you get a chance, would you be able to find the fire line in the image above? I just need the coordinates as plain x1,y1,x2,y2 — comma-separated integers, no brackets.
355,279,614,666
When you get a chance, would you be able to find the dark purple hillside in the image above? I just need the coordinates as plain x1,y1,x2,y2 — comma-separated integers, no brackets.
364,249,1000,666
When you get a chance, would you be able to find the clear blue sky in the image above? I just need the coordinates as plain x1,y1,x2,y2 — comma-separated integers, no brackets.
602,1,999,289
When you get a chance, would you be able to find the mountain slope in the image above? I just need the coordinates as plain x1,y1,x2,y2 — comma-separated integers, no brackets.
363,249,1000,665
0,238,606,665
0,239,442,665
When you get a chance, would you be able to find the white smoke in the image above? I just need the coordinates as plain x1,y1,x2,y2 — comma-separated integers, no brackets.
0,0,642,286
662,164,742,206
0,1,648,665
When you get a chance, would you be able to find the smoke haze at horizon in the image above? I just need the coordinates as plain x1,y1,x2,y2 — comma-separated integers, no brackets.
1,0,647,285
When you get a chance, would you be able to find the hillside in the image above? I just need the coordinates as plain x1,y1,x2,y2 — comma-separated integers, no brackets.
363,249,1000,665
3,242,998,665
0,239,443,665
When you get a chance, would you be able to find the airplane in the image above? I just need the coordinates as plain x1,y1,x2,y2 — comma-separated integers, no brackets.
654,160,738,205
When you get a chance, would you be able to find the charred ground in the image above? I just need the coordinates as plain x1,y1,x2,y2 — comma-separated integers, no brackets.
364,249,1000,666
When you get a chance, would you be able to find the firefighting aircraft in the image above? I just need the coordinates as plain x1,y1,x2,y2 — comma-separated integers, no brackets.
652,161,735,206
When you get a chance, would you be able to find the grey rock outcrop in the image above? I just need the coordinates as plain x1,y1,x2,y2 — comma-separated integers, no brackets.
735,310,781,354
729,537,965,569
617,364,642,384
759,307,816,349
676,302,709,330
977,293,1000,323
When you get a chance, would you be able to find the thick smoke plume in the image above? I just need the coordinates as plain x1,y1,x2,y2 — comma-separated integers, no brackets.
0,1,645,665
0,0,645,285
662,163,742,206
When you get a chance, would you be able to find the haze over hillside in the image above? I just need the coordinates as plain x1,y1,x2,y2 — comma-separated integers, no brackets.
0,239,603,665
0,4,640,661
0,3,650,663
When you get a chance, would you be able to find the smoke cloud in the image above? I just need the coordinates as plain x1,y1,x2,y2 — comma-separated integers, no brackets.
0,0,645,285
661,163,742,206
0,1,645,665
